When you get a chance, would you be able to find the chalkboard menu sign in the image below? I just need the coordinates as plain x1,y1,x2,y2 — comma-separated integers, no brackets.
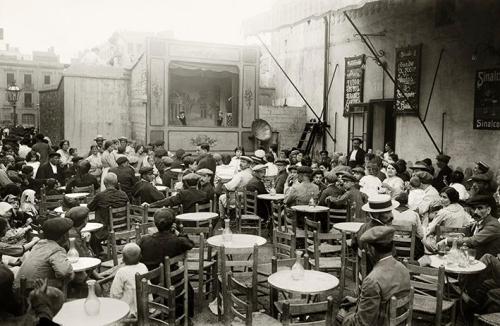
394,44,422,114
474,68,500,130
344,55,365,116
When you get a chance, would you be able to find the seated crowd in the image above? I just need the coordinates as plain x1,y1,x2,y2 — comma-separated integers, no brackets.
0,132,499,325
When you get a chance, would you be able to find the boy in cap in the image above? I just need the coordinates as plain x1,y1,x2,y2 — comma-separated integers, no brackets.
110,243,148,317
274,159,289,194
218,156,254,218
312,170,326,192
133,166,165,204
246,164,271,221
318,171,344,206
16,218,75,289
147,173,209,213
35,152,65,185
109,156,138,200
326,172,368,222
197,168,215,200
338,226,410,326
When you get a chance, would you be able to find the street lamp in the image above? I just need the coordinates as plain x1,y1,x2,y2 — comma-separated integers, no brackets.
6,82,21,127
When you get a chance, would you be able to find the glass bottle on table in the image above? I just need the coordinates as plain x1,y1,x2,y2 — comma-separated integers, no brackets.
67,237,79,263
308,192,316,207
291,250,305,280
459,244,469,268
222,218,232,243
84,279,100,316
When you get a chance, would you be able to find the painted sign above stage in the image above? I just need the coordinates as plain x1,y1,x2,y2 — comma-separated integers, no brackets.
474,68,500,130
344,55,365,116
394,44,421,115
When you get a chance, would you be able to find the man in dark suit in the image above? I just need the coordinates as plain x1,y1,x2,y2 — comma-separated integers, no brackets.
437,195,500,260
433,154,452,192
147,173,209,213
347,138,366,168
196,143,216,184
109,156,138,200
35,152,65,185
274,159,289,194
338,226,411,326
245,164,270,221
132,166,165,204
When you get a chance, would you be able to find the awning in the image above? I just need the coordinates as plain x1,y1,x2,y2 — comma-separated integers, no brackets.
242,0,381,36
169,61,239,75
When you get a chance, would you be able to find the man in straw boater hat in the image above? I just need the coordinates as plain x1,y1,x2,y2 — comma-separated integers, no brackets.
93,135,105,152
351,194,399,271
337,226,410,326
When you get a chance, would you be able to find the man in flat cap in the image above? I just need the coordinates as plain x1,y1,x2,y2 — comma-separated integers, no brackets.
147,173,209,213
274,159,289,194
283,165,299,194
326,172,368,223
16,218,75,289
433,154,452,192
133,166,165,204
246,164,270,221
319,150,331,167
66,160,99,193
284,166,321,228
35,152,65,185
338,226,410,326
312,170,326,192
88,172,129,256
347,138,366,168
197,168,215,201
138,208,194,316
109,156,138,200
172,149,186,170
66,206,91,257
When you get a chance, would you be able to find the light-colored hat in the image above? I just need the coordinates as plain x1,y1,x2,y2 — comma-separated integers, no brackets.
252,164,268,172
254,149,266,159
362,194,399,213
94,135,105,141
196,168,214,176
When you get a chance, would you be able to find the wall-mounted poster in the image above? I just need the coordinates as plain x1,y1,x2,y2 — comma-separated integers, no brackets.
474,68,500,130
344,55,365,116
394,44,421,114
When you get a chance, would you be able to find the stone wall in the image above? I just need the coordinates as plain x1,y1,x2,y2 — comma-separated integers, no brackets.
259,105,307,151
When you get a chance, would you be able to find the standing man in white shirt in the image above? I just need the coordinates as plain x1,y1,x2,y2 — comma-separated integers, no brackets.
348,138,366,168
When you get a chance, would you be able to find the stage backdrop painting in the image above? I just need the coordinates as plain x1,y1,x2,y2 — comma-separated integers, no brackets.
474,68,500,130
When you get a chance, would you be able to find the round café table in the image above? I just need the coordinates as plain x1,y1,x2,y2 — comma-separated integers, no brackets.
65,192,89,199
429,255,486,274
71,257,101,272
207,234,266,249
81,222,103,233
333,222,363,234
258,193,285,201
155,185,168,192
268,269,339,295
53,297,129,326
292,205,329,213
176,212,218,223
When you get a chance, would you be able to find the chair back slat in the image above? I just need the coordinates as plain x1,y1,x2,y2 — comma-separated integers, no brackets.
271,201,283,231
137,276,175,326
243,191,258,215
392,224,416,261
282,296,334,326
164,253,189,326
226,271,255,326
195,200,213,213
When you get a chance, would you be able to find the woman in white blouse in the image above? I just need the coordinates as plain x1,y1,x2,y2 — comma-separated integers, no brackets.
380,162,404,198
56,140,71,167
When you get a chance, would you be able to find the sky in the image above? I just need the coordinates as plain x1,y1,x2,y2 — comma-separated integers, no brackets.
0,0,273,63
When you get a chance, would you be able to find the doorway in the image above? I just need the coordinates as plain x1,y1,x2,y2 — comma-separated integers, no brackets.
347,99,396,153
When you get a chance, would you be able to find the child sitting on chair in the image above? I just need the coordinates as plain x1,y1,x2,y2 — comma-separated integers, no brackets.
110,243,148,317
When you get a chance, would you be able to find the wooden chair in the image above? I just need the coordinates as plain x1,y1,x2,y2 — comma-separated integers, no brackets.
184,230,217,313
283,209,305,239
195,200,214,213
281,296,335,326
132,263,165,325
389,287,414,326
130,204,154,235
104,226,140,267
225,271,281,326
72,185,96,203
217,245,259,322
164,253,189,326
474,313,500,325
17,275,69,305
39,187,64,215
404,261,456,326
326,205,349,230
237,191,262,236
392,224,417,262
271,201,284,232
304,217,341,255
137,279,176,325
304,218,342,273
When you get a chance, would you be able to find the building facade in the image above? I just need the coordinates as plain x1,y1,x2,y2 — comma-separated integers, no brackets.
0,47,64,128
245,0,500,171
